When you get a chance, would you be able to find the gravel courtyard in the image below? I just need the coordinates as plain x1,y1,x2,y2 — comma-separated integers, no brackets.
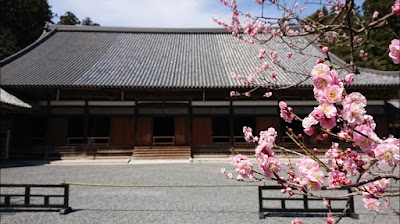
0,161,399,224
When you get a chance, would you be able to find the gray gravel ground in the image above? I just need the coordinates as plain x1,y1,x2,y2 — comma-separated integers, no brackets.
0,161,399,224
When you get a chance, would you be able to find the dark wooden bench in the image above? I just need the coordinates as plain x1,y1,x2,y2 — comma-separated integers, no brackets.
0,184,72,214
258,185,358,219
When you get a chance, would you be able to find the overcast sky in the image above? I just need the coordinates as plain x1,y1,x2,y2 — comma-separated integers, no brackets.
48,0,365,28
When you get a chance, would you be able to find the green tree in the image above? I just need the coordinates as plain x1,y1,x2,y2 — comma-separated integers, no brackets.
58,11,80,25
307,0,399,71
358,0,400,70
82,17,100,26
0,0,53,60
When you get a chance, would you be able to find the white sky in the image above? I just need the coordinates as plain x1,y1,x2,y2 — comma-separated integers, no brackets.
48,0,365,28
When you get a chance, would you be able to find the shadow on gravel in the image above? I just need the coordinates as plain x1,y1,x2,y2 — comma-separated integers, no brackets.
0,208,78,214
0,160,52,168
73,208,256,214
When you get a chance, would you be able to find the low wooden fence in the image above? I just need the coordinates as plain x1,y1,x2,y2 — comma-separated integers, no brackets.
0,184,72,214
258,185,358,219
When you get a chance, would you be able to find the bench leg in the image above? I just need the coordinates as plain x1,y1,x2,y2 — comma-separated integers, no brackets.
60,207,72,215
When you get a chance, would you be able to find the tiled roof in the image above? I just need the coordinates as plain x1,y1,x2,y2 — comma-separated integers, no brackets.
1,25,399,89
0,88,31,108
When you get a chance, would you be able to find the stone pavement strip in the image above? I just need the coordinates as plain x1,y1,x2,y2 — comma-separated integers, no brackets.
0,160,399,224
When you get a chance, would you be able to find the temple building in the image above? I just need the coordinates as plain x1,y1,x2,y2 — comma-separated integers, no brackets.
1,25,399,160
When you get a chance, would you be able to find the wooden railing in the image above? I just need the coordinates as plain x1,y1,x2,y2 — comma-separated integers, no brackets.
152,136,175,145
67,137,110,145
212,136,230,144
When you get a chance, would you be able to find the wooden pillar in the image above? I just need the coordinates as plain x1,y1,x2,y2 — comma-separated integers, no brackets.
134,100,138,146
229,100,234,152
189,101,193,157
83,100,89,156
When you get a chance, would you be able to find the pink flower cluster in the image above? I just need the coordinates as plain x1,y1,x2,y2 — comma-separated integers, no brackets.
389,39,400,64
374,137,400,167
311,63,344,104
256,153,282,178
253,128,283,178
325,143,365,183
392,0,400,14
362,178,390,212
255,127,277,156
296,156,325,190
279,101,294,123
231,154,254,180
243,126,258,143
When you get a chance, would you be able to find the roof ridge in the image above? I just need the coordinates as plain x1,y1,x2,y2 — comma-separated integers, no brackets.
47,24,230,34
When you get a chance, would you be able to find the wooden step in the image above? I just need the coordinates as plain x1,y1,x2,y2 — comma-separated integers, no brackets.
133,146,191,160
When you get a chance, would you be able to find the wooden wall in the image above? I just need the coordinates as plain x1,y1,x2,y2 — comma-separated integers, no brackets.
47,118,68,146
135,117,152,146
110,117,135,145
192,117,212,145
175,117,188,145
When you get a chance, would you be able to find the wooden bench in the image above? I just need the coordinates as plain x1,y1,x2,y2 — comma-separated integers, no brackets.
0,184,72,214
258,185,358,219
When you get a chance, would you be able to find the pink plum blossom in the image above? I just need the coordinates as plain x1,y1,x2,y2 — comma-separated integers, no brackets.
389,39,400,64
342,92,367,106
353,125,380,154
255,142,274,156
325,213,335,224
341,102,366,126
328,170,348,187
304,126,315,136
305,167,325,189
302,115,318,133
359,49,368,61
324,85,344,103
258,127,277,146
322,46,329,53
363,198,380,212
372,11,379,19
321,103,337,119
392,0,400,15
343,73,354,84
328,69,341,86
258,156,282,178
311,63,330,77
243,126,257,143
292,218,303,224
231,154,254,180
262,62,269,70
279,101,294,123
363,115,377,130
230,91,239,97
271,70,278,78
296,156,320,174
374,137,400,167
254,0,265,5
313,74,332,89
263,92,272,97
311,106,325,120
